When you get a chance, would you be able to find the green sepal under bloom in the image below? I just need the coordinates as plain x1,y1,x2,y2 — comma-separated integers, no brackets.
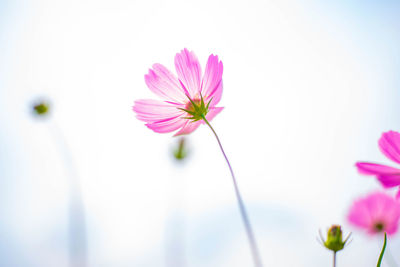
320,225,351,252
178,94,213,122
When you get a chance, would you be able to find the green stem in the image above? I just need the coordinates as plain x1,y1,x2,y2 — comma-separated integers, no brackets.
377,232,387,267
201,115,263,267
333,251,336,267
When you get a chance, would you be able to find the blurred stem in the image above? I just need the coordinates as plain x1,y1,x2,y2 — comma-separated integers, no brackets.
201,115,263,267
165,151,187,267
377,233,387,267
385,247,399,267
49,121,87,267
333,251,336,267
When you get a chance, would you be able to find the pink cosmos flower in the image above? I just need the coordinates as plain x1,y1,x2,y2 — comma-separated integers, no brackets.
348,192,400,235
133,49,224,136
356,131,400,198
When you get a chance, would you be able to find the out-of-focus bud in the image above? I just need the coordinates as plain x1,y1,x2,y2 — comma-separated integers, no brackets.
319,225,351,252
33,100,50,116
173,137,188,161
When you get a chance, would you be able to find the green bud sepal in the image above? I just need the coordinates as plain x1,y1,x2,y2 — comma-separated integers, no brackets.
318,225,351,252
178,94,213,122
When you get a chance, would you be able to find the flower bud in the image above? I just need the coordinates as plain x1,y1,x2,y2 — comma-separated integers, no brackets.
33,101,50,116
319,225,351,252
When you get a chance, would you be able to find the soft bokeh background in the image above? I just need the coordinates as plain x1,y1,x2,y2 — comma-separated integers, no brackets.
1,0,399,266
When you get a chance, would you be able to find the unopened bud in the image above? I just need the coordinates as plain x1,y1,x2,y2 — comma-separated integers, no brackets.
32,101,50,116
319,225,351,252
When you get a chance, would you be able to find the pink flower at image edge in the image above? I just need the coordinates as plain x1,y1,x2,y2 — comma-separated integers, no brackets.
348,192,400,235
356,131,400,198
133,49,224,136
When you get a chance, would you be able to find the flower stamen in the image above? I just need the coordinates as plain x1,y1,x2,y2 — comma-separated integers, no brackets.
374,222,385,232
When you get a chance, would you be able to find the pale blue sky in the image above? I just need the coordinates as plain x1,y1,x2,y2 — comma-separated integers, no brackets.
1,0,400,266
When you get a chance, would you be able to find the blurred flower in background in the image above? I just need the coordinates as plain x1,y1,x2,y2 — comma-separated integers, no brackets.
30,97,88,267
347,192,400,236
347,192,400,266
32,99,50,117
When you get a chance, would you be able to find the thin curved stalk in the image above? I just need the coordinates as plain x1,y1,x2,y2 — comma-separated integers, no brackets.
49,122,87,267
377,232,387,267
201,115,263,267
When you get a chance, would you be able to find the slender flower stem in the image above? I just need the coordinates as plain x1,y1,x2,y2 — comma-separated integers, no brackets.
333,251,336,267
385,247,399,267
201,115,263,267
49,122,87,267
377,233,387,267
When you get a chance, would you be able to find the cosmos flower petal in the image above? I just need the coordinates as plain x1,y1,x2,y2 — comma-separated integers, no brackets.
377,174,400,188
173,120,202,136
396,189,400,200
355,162,400,175
134,49,224,136
145,64,187,102
365,193,387,219
348,192,400,236
146,116,186,133
384,223,399,235
202,54,223,106
204,107,224,122
208,80,223,107
381,196,400,221
379,131,400,164
133,99,184,123
174,48,202,98
348,197,373,228
355,162,400,188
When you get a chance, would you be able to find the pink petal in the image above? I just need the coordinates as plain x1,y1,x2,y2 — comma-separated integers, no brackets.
365,193,388,220
355,162,400,188
377,174,400,188
145,64,187,102
355,162,400,175
174,49,202,98
396,189,400,200
379,131,400,164
204,106,224,122
133,99,184,123
385,223,399,235
146,115,186,133
348,192,400,235
348,197,373,228
201,54,223,106
173,120,202,136
378,194,400,235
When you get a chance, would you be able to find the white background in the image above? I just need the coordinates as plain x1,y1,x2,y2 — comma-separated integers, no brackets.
1,0,399,266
